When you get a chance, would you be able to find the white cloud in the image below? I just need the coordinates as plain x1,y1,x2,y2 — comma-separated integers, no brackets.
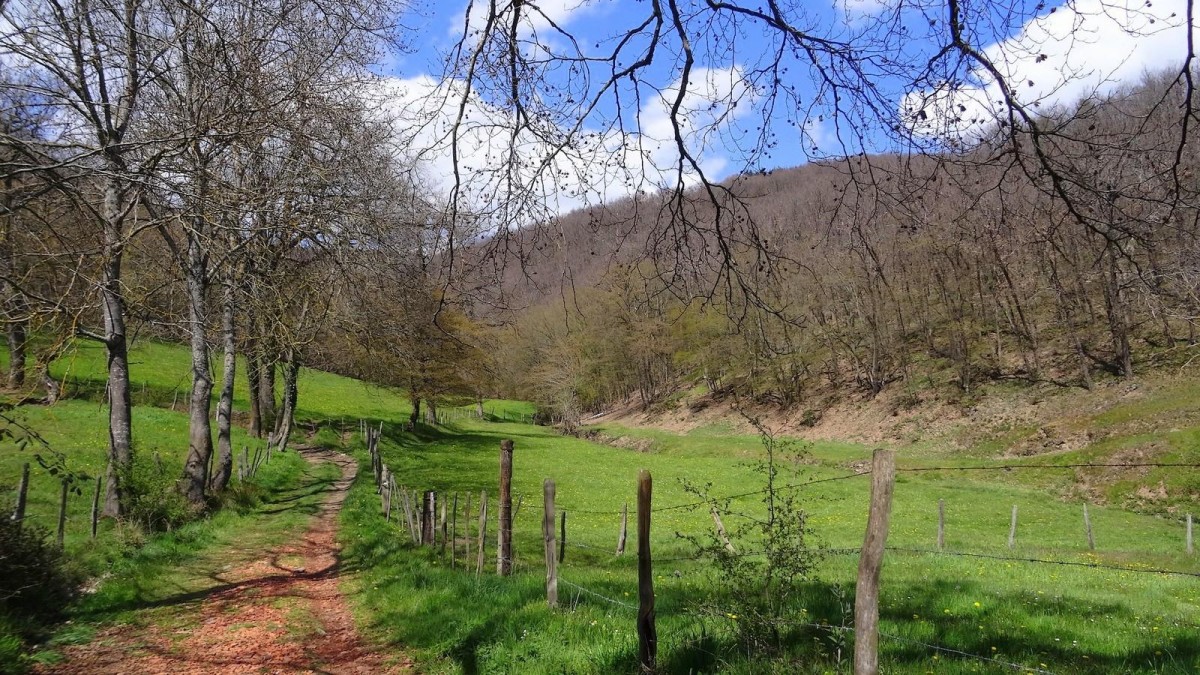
904,0,1193,139
379,64,757,221
454,0,600,43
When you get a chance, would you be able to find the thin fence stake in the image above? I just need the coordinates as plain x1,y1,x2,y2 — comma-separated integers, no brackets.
12,462,29,529
423,491,436,546
711,506,735,553
617,501,628,555
440,496,448,557
559,509,567,564
937,499,945,551
1083,503,1095,551
854,449,896,675
1008,505,1018,549
56,478,69,546
477,490,488,576
90,474,102,539
451,492,459,568
464,492,473,567
1186,514,1193,555
543,479,558,609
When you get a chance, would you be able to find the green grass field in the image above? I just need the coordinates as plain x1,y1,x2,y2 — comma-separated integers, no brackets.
2,339,1199,673
335,414,1200,673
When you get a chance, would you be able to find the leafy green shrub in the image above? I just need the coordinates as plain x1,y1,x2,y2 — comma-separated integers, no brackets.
679,420,824,655
0,516,81,630
121,460,193,532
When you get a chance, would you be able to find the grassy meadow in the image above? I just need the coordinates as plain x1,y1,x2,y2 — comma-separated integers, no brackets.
1,338,1198,672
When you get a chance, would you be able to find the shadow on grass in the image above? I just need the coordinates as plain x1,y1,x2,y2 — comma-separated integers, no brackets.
71,463,338,623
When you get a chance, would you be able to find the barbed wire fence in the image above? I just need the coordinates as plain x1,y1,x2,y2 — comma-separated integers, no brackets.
356,421,1199,674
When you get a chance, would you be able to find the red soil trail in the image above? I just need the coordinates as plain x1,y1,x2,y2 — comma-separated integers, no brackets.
39,448,411,675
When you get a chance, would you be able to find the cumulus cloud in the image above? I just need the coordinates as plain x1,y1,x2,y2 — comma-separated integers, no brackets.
380,64,757,220
904,0,1193,139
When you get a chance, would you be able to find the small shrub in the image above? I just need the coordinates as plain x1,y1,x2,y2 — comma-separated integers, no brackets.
680,418,824,655
0,516,81,630
122,460,193,532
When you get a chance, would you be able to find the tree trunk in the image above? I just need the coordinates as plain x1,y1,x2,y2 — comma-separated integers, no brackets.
1,174,25,388
210,279,236,492
101,180,132,519
273,357,300,453
409,394,420,430
246,345,262,437
6,313,26,389
259,356,277,432
38,356,60,404
476,396,485,419
425,398,438,425
180,229,214,507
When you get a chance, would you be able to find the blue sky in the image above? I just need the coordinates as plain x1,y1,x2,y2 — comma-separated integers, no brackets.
376,0,1195,216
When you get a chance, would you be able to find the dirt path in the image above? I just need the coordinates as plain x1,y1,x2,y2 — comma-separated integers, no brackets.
41,448,411,675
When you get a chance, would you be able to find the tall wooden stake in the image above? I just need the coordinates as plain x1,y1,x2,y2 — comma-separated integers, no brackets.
854,449,896,675
637,469,656,673
616,501,628,555
543,479,558,608
12,462,29,529
497,439,514,575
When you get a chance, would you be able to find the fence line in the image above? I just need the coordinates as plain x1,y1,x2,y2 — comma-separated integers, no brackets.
884,547,1200,578
897,462,1200,472
559,578,639,611
360,427,1198,675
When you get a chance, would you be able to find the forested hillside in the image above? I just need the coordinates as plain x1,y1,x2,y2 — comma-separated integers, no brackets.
486,71,1200,429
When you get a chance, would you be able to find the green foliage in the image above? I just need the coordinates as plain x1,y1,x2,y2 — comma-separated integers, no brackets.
0,517,82,639
121,460,193,533
679,421,823,655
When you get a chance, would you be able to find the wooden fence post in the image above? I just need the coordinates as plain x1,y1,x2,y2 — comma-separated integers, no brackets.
90,474,102,539
1083,503,1095,551
477,490,488,576
1008,505,1018,549
617,501,628,555
1187,513,1193,555
637,469,656,674
711,506,735,553
543,479,558,608
936,499,945,551
854,449,896,675
56,478,69,546
498,439,514,575
12,462,29,529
